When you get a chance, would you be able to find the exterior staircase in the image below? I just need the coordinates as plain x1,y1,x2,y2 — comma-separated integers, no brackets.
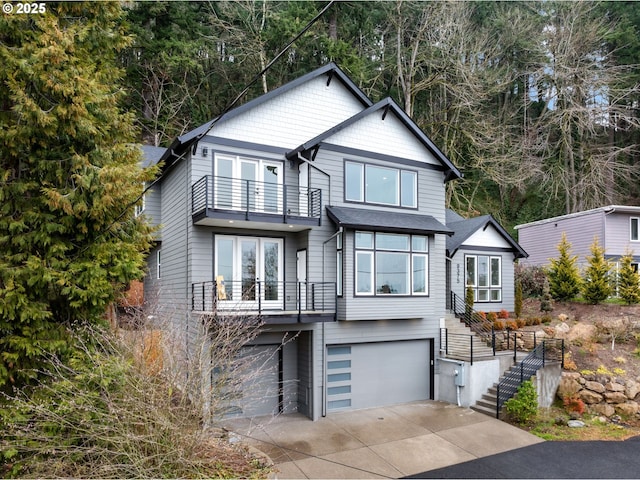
442,314,494,360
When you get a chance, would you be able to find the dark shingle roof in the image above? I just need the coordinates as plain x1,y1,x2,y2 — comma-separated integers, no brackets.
140,145,167,168
326,206,453,236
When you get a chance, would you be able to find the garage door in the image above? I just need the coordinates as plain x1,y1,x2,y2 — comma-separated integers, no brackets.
227,345,280,417
326,340,431,412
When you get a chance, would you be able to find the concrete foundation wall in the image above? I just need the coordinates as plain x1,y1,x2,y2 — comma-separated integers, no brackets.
535,363,562,408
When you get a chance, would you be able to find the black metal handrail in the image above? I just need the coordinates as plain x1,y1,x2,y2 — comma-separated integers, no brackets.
191,280,336,318
440,329,486,365
191,175,322,219
496,338,564,418
450,291,494,340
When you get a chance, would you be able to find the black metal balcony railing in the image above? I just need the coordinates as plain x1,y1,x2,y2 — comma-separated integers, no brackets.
191,280,336,320
192,175,322,220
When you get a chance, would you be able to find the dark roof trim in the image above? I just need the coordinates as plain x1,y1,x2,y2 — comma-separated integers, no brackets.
313,142,447,173
447,214,528,259
326,205,453,236
287,97,462,182
159,63,372,172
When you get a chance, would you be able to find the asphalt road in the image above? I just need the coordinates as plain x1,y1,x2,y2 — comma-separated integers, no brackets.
405,435,640,479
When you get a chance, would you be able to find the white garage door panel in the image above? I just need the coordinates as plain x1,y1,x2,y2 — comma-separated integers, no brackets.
327,340,430,412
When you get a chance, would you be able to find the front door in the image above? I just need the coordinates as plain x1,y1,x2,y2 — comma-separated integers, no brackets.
296,249,307,310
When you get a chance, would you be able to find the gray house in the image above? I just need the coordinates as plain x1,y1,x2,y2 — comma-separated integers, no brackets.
515,205,640,270
446,210,527,313
140,63,529,420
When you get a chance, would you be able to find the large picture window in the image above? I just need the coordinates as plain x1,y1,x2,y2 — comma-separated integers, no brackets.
355,231,428,296
465,254,502,302
345,161,417,208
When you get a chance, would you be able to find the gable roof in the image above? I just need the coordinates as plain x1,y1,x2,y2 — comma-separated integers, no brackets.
446,210,527,259
327,206,453,236
287,97,462,182
159,63,372,172
140,145,167,168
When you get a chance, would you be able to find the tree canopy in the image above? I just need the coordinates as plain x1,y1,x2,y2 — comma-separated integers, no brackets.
0,2,156,389
119,0,640,230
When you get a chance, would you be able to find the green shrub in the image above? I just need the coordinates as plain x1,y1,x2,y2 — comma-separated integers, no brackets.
505,380,538,424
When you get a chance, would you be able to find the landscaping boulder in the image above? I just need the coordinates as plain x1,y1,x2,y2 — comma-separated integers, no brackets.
590,403,615,417
605,382,625,392
625,380,640,400
557,374,582,399
614,402,639,416
580,389,604,404
584,381,605,394
604,391,628,404
566,323,597,344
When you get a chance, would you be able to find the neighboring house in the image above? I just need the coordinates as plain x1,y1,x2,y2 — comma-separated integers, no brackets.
446,210,527,313
515,205,640,271
141,63,530,420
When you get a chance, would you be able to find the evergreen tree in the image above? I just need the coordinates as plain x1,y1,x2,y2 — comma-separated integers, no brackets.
0,2,156,389
617,249,640,305
514,279,523,318
539,278,553,313
547,233,581,301
582,237,612,304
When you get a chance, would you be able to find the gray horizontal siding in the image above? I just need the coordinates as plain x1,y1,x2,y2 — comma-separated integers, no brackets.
518,211,604,268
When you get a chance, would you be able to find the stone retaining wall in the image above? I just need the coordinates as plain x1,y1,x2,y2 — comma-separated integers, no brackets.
557,372,640,417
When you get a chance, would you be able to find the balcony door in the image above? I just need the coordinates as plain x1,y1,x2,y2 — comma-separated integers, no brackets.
214,154,282,214
215,235,283,309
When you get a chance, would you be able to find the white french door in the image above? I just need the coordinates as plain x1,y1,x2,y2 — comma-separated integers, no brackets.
215,235,283,309
214,154,282,214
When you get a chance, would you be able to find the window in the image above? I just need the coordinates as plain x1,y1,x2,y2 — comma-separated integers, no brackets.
631,218,639,241
214,154,283,213
214,235,283,305
354,231,428,296
156,249,161,279
465,255,501,302
135,183,146,217
345,161,417,208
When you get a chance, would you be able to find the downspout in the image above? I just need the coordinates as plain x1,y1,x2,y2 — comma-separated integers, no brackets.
297,152,332,207
321,226,343,417
297,150,334,418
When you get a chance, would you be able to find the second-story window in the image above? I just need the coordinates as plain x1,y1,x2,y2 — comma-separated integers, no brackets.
355,231,428,296
345,161,417,208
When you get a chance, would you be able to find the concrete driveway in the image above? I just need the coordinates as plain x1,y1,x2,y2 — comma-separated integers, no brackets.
221,401,543,479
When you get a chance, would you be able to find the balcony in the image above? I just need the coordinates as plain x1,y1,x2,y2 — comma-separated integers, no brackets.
191,175,322,231
191,280,336,324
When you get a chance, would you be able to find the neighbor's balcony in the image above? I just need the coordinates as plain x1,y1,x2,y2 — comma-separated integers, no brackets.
191,175,322,230
191,280,336,324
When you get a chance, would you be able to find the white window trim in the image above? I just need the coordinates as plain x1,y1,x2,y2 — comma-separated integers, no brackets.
465,254,502,303
156,249,161,279
354,231,429,297
631,217,639,242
